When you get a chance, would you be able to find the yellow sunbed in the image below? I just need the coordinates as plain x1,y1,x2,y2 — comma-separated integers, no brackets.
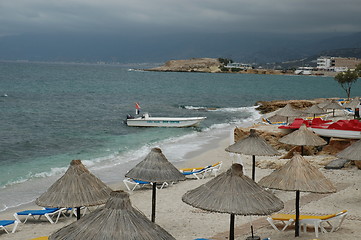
267,210,347,238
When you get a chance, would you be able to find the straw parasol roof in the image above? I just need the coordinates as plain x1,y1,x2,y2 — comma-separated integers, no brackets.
182,163,283,214
49,191,176,240
258,153,335,237
258,153,336,193
324,101,344,110
303,104,327,117
36,160,112,208
225,129,279,180
275,103,304,117
317,99,332,109
279,124,327,147
125,148,185,183
225,129,279,156
125,147,185,222
323,100,345,117
182,163,283,240
337,140,361,161
273,103,305,123
343,97,360,109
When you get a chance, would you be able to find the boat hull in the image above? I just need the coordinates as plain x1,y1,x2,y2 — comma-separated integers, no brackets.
310,127,361,139
126,117,206,127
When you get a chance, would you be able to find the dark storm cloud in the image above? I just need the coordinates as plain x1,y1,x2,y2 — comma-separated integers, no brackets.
0,0,360,37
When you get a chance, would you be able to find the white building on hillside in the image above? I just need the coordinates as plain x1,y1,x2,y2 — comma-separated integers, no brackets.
317,56,361,72
317,57,332,70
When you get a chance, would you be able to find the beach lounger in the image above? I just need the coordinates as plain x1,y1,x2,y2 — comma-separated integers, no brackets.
0,220,18,234
123,178,168,191
180,162,222,179
267,210,347,237
179,166,211,179
14,207,67,224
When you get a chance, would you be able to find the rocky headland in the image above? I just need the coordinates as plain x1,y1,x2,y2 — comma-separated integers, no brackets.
145,58,294,75
146,58,222,73
145,57,338,76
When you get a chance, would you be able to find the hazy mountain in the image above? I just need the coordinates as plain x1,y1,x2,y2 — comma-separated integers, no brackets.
0,31,360,64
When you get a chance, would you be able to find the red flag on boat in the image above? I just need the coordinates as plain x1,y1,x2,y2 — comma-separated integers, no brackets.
135,102,141,115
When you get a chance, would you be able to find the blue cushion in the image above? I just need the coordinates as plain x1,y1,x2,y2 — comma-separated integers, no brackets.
133,179,150,184
17,209,58,215
0,220,15,227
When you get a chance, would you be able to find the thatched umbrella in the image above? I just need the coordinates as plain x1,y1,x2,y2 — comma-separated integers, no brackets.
323,101,344,117
343,97,360,118
303,104,327,119
258,153,336,237
49,191,176,240
342,97,360,109
317,99,332,109
337,139,361,161
182,164,284,240
225,129,279,180
125,148,186,222
274,103,304,123
36,160,112,220
279,124,327,155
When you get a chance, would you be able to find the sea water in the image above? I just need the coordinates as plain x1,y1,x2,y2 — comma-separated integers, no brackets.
1,61,360,212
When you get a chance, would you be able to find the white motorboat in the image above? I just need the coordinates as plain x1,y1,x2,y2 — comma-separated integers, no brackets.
126,113,206,127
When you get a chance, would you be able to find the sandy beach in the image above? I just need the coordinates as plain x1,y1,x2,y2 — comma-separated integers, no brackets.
1,114,361,240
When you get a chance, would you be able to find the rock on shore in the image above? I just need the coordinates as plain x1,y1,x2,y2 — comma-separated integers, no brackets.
255,99,320,114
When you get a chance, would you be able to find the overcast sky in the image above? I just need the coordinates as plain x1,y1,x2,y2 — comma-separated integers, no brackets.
1,0,360,38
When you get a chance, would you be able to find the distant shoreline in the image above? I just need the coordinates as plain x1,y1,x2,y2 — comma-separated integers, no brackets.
146,68,338,77
144,57,337,77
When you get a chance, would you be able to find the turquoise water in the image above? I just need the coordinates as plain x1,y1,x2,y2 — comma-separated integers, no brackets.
1,61,360,211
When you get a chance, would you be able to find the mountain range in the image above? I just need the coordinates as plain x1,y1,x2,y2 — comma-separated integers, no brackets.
0,31,360,64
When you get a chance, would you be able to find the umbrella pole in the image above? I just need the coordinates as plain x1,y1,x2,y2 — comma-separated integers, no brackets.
295,190,300,237
252,155,256,180
76,207,81,220
151,183,157,222
230,213,235,240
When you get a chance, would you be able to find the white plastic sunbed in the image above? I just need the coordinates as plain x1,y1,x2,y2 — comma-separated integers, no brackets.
14,207,68,224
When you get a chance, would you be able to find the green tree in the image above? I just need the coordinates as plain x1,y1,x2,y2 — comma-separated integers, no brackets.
218,58,233,66
355,63,361,75
334,69,359,100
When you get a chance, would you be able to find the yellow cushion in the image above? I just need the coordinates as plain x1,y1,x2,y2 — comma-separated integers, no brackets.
270,210,347,221
180,162,221,172
211,162,221,167
179,167,205,172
